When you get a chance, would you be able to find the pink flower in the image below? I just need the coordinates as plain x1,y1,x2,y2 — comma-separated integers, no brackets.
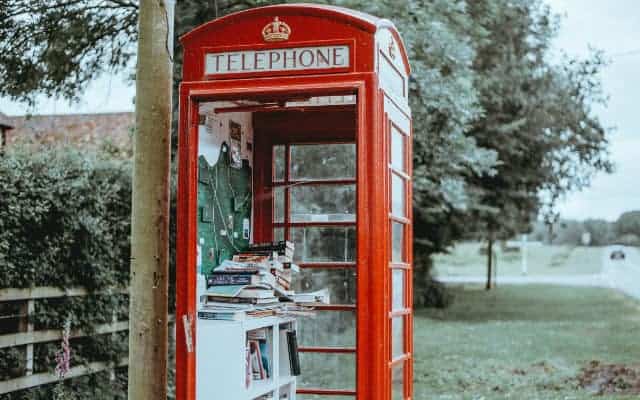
55,320,71,379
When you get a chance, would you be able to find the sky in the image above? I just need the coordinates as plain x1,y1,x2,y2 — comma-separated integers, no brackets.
0,1,638,221
546,0,640,221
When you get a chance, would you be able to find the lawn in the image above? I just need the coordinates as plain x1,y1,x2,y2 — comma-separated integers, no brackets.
414,285,640,399
433,242,605,277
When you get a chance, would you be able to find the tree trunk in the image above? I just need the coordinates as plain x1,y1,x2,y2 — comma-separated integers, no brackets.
485,238,493,290
128,1,174,399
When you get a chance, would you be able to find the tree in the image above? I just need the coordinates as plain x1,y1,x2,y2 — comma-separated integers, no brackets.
463,0,612,287
0,1,138,103
615,210,640,244
1,0,499,306
1,0,612,303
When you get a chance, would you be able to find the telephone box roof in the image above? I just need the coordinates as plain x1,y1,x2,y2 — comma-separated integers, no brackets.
180,3,410,75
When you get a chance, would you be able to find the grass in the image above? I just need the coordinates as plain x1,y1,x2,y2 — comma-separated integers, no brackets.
433,242,605,277
414,285,640,399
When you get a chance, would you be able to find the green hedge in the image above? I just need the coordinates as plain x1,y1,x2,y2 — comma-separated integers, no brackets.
0,146,131,290
0,146,133,399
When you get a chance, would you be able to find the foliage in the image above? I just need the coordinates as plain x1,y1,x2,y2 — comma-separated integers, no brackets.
0,0,613,313
582,219,616,246
0,1,137,104
0,347,26,380
464,0,612,243
0,146,131,290
530,217,627,246
615,210,640,238
434,241,604,276
3,369,128,400
0,146,132,398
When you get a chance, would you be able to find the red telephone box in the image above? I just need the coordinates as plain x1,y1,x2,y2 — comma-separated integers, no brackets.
176,4,413,400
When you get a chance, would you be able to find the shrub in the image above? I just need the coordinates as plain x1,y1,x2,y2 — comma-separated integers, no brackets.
0,146,132,399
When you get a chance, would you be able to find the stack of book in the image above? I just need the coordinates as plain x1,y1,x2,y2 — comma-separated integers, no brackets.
200,241,302,320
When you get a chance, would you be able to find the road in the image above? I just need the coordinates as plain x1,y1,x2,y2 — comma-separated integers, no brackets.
601,245,640,299
439,246,640,300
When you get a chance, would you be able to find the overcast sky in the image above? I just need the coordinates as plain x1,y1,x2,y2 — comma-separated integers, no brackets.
548,0,640,221
0,1,638,221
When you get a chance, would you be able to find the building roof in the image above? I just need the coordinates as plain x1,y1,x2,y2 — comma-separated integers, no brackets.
4,112,133,149
0,112,14,130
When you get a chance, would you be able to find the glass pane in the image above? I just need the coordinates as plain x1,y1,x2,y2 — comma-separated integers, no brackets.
292,268,356,305
299,353,355,390
299,396,355,400
298,311,356,347
273,227,284,242
392,222,405,262
392,270,405,311
392,316,404,359
291,184,355,222
391,126,405,172
274,145,285,182
274,186,285,223
392,362,404,400
290,144,356,181
291,227,356,262
392,174,406,217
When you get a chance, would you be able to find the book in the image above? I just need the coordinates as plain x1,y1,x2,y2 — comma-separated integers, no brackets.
245,346,251,388
248,241,294,252
203,295,279,305
237,287,275,299
279,328,291,378
246,309,276,318
247,329,268,340
291,288,330,304
248,340,266,380
200,301,254,310
232,254,272,264
246,241,295,260
259,340,271,378
286,330,301,376
206,284,273,298
207,271,276,287
197,309,246,321
205,284,245,297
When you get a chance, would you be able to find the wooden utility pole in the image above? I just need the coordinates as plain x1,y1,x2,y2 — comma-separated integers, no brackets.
128,0,174,399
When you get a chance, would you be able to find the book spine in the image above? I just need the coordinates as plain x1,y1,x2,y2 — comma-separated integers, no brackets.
207,275,253,286
248,240,293,251
287,330,301,376
258,340,271,378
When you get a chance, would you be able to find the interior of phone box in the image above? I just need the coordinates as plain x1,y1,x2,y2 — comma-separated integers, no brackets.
196,93,358,297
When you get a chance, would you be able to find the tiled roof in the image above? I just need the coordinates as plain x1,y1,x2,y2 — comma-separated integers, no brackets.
5,112,134,150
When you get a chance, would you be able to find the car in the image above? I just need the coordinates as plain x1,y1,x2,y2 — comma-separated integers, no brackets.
610,249,626,260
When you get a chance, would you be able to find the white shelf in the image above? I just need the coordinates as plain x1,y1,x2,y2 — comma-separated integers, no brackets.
246,379,276,399
196,314,297,400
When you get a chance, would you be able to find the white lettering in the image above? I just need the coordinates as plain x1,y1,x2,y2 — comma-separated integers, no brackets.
205,45,350,75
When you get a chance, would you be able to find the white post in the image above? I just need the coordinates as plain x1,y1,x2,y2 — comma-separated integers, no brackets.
25,299,34,376
521,234,528,275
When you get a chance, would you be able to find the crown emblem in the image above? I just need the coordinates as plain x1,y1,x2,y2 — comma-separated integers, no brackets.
262,17,291,42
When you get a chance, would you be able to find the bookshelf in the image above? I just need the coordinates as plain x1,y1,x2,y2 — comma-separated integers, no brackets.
196,315,297,400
